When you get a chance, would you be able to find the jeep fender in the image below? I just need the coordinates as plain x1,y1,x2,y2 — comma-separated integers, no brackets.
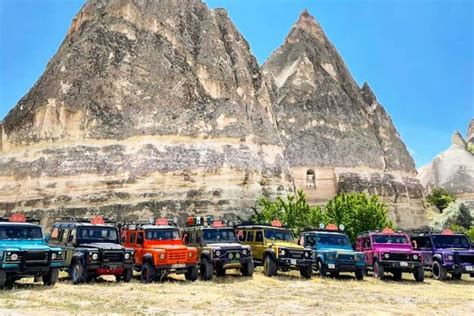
317,254,325,264
71,252,85,266
201,250,211,261
432,254,443,262
263,249,276,261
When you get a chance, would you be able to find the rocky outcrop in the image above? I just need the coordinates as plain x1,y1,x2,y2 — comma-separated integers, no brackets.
0,2,427,227
467,119,474,145
263,10,426,228
419,122,474,207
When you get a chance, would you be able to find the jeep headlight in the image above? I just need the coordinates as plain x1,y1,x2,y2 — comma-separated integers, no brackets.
124,253,130,260
384,253,390,259
215,250,221,257
326,253,336,260
51,253,57,260
355,254,365,261
91,253,99,260
159,253,166,260
413,254,418,260
10,253,19,261
242,249,248,256
188,251,193,258
279,249,286,256
447,254,453,261
304,251,310,258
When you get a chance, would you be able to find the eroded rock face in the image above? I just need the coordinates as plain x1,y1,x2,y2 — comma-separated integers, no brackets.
263,10,426,228
419,123,474,207
0,2,426,227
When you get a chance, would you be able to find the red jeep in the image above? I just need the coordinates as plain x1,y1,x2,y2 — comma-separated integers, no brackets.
121,219,198,283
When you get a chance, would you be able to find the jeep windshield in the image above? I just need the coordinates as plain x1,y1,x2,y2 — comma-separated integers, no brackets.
432,234,470,249
0,225,43,240
265,228,294,242
373,234,408,244
145,229,180,240
77,227,119,244
314,233,351,247
202,228,237,243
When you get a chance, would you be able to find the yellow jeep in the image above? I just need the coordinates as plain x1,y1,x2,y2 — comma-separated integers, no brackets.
235,221,313,278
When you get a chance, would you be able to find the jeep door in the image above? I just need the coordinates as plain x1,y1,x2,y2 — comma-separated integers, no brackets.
58,227,75,266
252,230,266,262
363,236,374,266
412,236,433,266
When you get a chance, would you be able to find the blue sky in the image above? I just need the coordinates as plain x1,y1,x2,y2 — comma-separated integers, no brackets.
0,0,473,168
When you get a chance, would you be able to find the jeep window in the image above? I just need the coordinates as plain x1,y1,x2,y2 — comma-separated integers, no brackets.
364,237,371,249
129,232,136,244
246,231,254,242
256,231,263,242
196,231,201,244
146,229,180,241
137,232,144,244
432,234,470,249
61,228,70,244
77,227,119,244
264,229,294,242
315,233,351,246
235,230,246,241
373,234,408,244
411,236,431,250
202,229,237,243
0,225,43,240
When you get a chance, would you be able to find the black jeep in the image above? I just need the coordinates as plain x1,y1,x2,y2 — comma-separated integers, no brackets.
48,216,134,284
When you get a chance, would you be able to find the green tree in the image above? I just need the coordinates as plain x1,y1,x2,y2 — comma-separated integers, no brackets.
324,193,392,242
426,187,456,212
430,201,473,230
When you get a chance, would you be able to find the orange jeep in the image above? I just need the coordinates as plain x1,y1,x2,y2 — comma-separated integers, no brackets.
120,219,198,283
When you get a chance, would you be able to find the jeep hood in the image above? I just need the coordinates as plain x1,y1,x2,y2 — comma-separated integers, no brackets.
316,244,354,252
206,243,245,249
0,240,50,251
149,244,188,251
372,244,413,252
79,243,124,250
270,242,303,250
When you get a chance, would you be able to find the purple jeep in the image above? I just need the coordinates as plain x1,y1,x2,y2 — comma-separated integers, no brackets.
410,230,474,280
356,228,424,282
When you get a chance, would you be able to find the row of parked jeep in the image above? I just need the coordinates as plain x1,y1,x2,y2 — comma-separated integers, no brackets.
0,214,473,289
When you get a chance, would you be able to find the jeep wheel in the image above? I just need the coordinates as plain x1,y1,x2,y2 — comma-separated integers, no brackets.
43,268,59,286
300,265,313,279
263,256,277,277
451,272,462,280
432,261,447,281
414,266,424,282
355,268,364,280
185,266,198,282
141,262,156,284
373,261,384,279
216,266,226,277
0,270,8,289
241,260,254,277
122,268,133,283
392,269,402,281
318,260,327,277
70,262,88,284
200,258,214,281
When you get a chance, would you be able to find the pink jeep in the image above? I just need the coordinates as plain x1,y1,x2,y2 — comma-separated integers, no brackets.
356,228,424,282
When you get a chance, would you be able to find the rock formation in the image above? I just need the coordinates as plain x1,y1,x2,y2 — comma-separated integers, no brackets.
0,1,427,227
418,120,474,207
263,10,426,228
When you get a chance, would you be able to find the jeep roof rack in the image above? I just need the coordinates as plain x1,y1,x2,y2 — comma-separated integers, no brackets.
185,216,233,228
54,215,116,226
0,213,40,224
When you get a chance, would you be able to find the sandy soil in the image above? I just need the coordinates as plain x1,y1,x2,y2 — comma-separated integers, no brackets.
0,269,472,315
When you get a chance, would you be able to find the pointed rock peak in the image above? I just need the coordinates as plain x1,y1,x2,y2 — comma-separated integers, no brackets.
290,9,326,41
360,82,377,105
452,131,467,148
467,119,474,145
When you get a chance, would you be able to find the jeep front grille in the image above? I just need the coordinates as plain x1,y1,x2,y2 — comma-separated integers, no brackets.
288,251,303,259
168,250,187,261
385,253,411,261
102,251,123,263
459,255,474,264
338,254,354,261
24,251,48,266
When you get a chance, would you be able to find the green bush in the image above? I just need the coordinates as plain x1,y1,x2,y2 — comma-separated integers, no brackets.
467,144,474,155
251,191,392,242
426,187,456,212
430,201,473,231
324,193,392,242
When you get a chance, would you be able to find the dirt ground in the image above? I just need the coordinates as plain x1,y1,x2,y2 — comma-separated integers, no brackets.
0,269,472,315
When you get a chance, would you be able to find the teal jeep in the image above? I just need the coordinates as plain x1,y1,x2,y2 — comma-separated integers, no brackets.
0,214,65,289
300,225,365,280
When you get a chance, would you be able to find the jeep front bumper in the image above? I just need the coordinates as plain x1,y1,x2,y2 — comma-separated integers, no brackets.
277,258,312,269
443,263,474,274
214,257,252,270
325,261,365,272
1,261,63,276
381,260,422,271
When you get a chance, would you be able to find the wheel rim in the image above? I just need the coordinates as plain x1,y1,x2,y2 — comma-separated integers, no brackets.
72,265,80,282
433,263,439,279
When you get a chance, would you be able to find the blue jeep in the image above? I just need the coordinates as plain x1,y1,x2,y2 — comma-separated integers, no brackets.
0,215,65,289
300,225,365,280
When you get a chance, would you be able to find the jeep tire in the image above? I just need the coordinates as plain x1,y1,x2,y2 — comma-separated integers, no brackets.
451,272,462,280
393,269,402,281
414,265,424,282
141,262,156,284
200,258,214,281
70,262,88,284
43,268,59,286
216,266,226,277
300,264,313,279
373,260,384,279
355,268,364,280
0,270,7,289
122,268,133,283
185,266,198,282
432,260,447,281
263,255,277,277
241,260,254,277
318,260,327,277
